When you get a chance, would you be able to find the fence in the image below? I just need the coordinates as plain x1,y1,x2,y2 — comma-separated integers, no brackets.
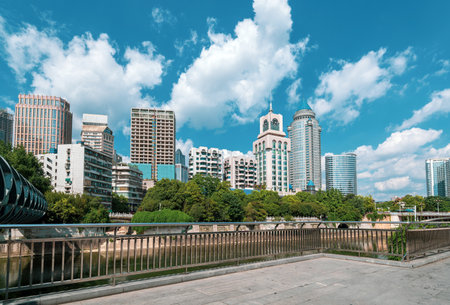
0,221,449,300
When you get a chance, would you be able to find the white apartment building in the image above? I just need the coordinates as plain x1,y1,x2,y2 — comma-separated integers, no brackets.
253,105,291,193
189,147,223,180
112,163,143,212
223,155,256,189
54,143,113,208
36,153,58,189
81,114,114,157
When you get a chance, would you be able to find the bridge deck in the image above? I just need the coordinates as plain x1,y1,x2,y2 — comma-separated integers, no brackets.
65,256,450,305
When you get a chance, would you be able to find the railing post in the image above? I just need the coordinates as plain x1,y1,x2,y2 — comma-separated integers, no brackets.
5,228,11,300
112,227,117,286
405,227,409,261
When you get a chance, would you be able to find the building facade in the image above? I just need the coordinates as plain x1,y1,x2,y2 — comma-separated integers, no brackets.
81,114,114,157
223,155,256,190
130,108,175,184
36,153,58,189
0,109,13,145
14,94,72,155
253,105,291,193
175,149,188,183
288,101,321,192
325,153,357,196
112,163,143,211
189,147,223,180
426,158,450,197
54,143,113,208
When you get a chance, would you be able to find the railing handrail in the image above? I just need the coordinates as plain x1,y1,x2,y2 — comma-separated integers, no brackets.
1,220,450,229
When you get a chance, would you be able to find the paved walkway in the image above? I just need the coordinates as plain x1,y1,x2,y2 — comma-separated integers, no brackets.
65,257,450,305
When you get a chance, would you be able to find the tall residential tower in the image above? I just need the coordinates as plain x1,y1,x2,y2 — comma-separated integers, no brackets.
253,105,291,193
288,101,321,191
325,153,357,196
426,158,450,197
14,94,72,155
189,147,223,180
130,108,175,185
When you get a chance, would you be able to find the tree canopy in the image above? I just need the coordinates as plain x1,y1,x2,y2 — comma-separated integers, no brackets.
0,141,51,194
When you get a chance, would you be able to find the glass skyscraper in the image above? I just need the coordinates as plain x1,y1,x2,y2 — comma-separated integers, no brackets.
426,158,450,197
325,153,357,196
288,101,321,191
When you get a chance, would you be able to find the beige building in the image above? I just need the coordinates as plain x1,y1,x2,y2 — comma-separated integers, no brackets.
81,114,114,157
14,94,72,155
253,105,291,193
223,155,256,189
189,147,223,180
130,108,176,185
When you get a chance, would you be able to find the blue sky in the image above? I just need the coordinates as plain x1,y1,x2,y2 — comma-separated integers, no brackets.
0,0,449,200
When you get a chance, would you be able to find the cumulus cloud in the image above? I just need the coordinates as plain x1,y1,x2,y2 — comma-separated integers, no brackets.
396,89,450,131
176,138,194,162
0,21,167,136
374,176,411,191
352,127,445,200
287,78,301,105
311,47,414,125
165,0,308,129
222,149,254,160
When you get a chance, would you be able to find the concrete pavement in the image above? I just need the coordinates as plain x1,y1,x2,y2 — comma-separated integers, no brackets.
63,256,450,305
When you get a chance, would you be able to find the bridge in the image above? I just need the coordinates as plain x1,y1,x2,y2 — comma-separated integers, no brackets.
382,211,450,222
1,220,449,303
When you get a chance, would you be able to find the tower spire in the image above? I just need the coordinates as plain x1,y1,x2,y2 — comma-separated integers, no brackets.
269,102,273,112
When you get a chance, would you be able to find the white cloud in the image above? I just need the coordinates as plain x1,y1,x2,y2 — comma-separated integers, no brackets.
176,138,194,161
312,47,414,125
165,0,307,129
174,30,198,56
222,149,254,160
435,59,450,76
287,78,301,105
121,155,131,164
151,8,176,26
396,89,450,131
352,127,445,200
374,176,411,191
0,22,167,137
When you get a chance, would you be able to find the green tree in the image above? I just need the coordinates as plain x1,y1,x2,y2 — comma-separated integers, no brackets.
111,193,129,213
131,209,193,234
0,141,51,194
424,196,450,212
402,195,425,211
244,201,268,221
140,179,186,212
191,174,221,197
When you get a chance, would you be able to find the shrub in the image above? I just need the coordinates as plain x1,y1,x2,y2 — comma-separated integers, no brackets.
131,209,193,234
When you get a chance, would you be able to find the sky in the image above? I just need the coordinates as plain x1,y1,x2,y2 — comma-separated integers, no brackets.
0,0,449,201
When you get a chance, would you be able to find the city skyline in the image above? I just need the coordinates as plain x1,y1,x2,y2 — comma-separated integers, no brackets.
0,0,449,200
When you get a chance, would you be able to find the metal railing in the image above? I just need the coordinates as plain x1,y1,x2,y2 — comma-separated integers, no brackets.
0,220,449,300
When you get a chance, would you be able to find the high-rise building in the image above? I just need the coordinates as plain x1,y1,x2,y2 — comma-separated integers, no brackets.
130,108,175,185
288,101,321,191
223,155,256,190
36,153,58,189
112,163,143,211
0,109,13,145
189,147,223,180
14,94,72,155
426,158,450,197
325,153,357,196
253,105,291,193
175,149,188,183
54,143,112,208
81,114,114,157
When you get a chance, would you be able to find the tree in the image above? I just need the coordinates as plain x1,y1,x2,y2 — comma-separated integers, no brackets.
424,196,450,212
131,209,193,234
44,192,110,223
402,195,425,211
0,141,51,194
112,193,129,213
140,179,186,212
244,201,268,221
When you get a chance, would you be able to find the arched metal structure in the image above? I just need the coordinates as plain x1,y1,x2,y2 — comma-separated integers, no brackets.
0,156,47,223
